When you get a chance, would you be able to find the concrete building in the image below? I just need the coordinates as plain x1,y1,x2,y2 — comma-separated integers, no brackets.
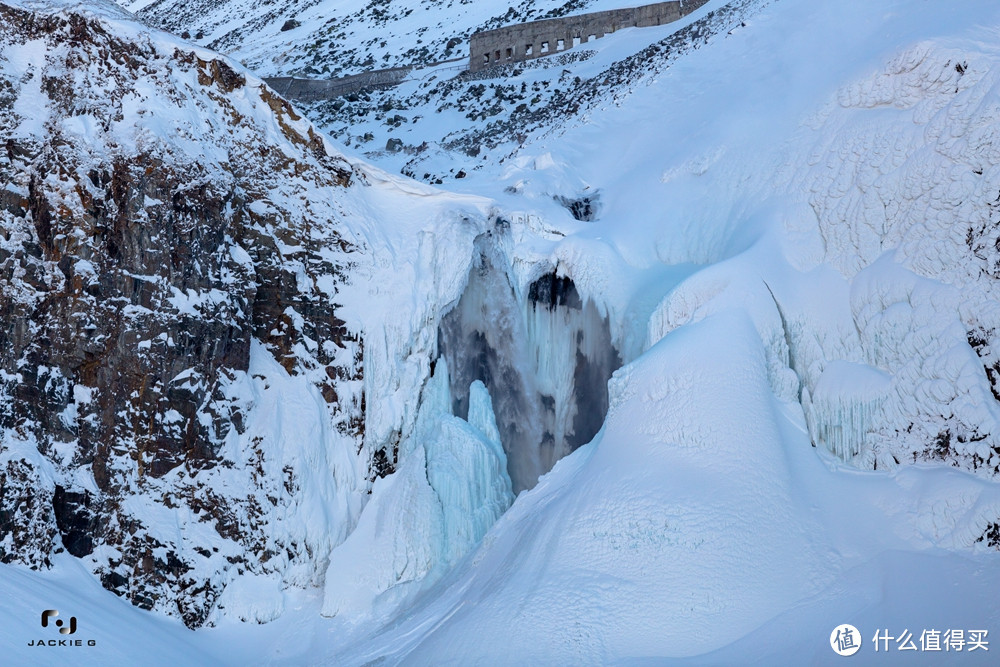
469,0,710,72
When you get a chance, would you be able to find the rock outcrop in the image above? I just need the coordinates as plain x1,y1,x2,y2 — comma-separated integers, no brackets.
0,1,365,627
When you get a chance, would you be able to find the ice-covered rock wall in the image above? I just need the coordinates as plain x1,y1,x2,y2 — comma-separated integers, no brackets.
439,238,622,492
785,43,1000,473
523,271,623,471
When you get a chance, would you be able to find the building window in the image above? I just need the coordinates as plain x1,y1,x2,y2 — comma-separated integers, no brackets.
495,50,501,61
483,54,490,64
525,43,533,55
556,39,565,51
505,47,513,59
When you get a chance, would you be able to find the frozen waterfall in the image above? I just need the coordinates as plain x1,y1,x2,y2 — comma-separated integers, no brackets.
438,241,622,492
320,360,513,619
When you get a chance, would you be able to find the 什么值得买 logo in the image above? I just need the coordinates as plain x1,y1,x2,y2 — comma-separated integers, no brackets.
831,624,862,656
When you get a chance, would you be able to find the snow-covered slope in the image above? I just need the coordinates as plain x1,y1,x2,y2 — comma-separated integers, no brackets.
114,0,758,184
120,0,661,77
340,0,1000,660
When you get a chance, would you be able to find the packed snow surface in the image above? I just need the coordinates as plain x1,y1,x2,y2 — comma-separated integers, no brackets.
4,0,1000,664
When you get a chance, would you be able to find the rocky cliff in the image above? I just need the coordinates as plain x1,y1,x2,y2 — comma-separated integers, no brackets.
0,0,367,627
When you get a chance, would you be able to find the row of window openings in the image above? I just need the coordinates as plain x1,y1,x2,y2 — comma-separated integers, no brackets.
483,35,592,63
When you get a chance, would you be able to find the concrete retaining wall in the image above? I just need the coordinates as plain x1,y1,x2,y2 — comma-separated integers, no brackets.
264,66,412,102
264,1,712,101
469,0,710,71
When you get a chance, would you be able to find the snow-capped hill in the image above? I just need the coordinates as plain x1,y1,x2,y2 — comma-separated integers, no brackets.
119,0,669,77
15,0,130,18
110,0,756,185
246,0,750,186
328,1,1000,660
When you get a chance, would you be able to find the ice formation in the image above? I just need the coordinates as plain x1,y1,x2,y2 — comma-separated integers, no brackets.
523,272,623,469
437,241,545,492
438,240,622,492
803,360,891,464
320,360,513,618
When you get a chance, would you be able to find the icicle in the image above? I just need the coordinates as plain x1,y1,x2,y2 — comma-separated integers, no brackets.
521,288,622,467
425,381,514,564
468,379,503,453
422,357,453,419
805,360,891,465
437,244,621,491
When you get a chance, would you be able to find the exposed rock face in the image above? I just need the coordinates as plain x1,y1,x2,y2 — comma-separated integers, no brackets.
0,2,364,627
